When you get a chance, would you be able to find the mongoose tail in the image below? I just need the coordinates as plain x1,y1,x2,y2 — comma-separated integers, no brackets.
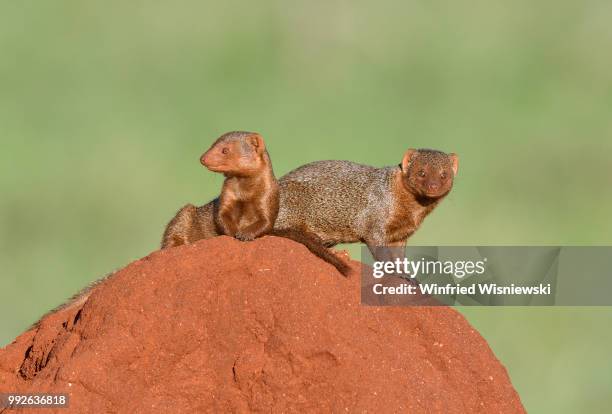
270,229,351,277
29,270,116,330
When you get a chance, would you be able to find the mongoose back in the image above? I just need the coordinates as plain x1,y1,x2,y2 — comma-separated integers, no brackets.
161,131,350,276
275,149,458,260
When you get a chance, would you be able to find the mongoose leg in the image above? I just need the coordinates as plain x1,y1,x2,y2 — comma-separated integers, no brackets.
235,216,274,241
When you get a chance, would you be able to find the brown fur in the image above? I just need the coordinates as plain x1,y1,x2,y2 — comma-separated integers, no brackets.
162,131,276,245
204,131,279,241
161,203,217,248
275,149,458,261
29,270,117,329
161,131,350,276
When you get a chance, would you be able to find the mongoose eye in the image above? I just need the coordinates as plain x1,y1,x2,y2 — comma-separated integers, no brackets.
418,170,426,178
221,147,229,154
440,172,447,179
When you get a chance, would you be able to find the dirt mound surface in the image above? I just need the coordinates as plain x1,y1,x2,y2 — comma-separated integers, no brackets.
0,236,524,413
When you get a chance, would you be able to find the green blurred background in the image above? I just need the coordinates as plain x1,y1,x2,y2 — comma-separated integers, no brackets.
1,1,611,411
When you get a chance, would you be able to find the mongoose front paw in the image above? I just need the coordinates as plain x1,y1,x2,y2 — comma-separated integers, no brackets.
235,232,255,241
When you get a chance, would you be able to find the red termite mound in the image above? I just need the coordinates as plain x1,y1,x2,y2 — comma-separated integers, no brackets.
0,236,525,413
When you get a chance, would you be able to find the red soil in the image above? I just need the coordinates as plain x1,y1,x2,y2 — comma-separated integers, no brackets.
0,236,525,413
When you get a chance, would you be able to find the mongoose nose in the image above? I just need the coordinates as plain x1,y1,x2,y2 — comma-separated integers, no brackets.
200,153,209,166
427,183,439,191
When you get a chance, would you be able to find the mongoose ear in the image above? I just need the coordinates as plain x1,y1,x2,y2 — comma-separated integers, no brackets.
247,133,265,153
401,149,417,174
449,153,459,176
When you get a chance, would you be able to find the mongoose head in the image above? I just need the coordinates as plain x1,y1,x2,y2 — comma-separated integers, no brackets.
400,149,459,199
200,131,268,176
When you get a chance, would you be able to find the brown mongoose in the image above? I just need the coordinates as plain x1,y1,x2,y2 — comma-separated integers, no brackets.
29,270,117,329
200,131,279,241
274,149,459,261
161,131,350,276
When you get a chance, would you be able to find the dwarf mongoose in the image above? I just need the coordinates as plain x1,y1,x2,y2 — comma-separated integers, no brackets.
275,149,458,261
161,131,350,276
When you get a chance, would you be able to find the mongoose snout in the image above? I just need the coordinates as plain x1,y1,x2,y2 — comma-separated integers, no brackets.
199,132,265,175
